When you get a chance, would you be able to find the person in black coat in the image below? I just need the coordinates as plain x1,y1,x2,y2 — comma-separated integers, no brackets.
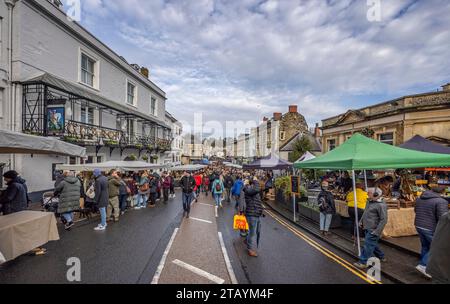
427,212,450,284
414,187,449,278
0,171,28,215
318,181,336,236
93,169,109,231
243,176,264,257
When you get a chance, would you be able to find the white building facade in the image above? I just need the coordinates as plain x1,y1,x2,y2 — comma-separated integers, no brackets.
0,0,172,193
164,111,183,166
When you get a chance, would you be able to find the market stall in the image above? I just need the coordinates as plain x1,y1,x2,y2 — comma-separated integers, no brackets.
243,154,292,170
295,134,450,254
169,164,208,172
0,211,60,263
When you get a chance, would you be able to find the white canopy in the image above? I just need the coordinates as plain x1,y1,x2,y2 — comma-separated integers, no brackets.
169,164,208,172
224,163,243,169
295,151,316,163
56,161,166,172
0,129,86,157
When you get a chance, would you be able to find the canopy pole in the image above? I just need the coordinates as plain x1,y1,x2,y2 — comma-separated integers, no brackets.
352,170,362,257
364,170,368,191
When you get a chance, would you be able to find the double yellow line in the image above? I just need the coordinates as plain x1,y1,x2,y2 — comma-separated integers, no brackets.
264,209,382,285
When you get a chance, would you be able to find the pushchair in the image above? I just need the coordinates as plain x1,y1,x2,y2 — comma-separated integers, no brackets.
42,191,59,214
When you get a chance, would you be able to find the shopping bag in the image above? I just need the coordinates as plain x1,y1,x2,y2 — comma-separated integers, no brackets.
233,214,249,231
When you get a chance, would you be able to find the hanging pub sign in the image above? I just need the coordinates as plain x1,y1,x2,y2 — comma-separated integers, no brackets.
47,106,65,135
291,176,300,195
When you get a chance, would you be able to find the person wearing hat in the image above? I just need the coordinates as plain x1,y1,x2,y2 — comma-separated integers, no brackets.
0,171,28,215
318,180,336,236
414,186,449,279
354,187,388,270
93,169,109,231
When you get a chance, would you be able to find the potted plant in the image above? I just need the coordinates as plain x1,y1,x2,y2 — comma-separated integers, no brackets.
142,155,149,162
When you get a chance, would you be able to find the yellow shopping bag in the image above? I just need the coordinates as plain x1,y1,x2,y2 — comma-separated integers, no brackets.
233,214,249,231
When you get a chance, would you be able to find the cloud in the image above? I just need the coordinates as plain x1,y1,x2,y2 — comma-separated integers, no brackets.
69,0,450,135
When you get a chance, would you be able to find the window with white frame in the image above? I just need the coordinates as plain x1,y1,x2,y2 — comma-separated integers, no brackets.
80,53,96,87
378,132,394,145
80,106,94,125
127,81,136,106
327,139,336,151
150,97,157,116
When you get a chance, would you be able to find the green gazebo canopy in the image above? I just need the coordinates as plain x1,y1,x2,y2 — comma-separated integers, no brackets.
294,133,450,170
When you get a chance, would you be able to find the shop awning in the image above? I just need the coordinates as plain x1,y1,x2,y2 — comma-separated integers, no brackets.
56,161,167,172
294,134,450,170
400,135,450,154
0,129,86,157
56,161,166,172
243,154,292,170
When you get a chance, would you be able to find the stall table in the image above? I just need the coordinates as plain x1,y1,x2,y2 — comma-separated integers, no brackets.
0,211,59,263
335,200,349,218
383,208,417,238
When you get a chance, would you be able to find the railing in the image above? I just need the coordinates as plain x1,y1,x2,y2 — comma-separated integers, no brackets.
63,120,171,151
64,120,124,146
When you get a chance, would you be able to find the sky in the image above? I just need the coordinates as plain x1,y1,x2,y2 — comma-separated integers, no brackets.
63,0,450,135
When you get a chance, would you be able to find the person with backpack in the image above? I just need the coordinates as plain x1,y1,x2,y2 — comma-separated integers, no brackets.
0,170,28,215
212,176,225,208
93,169,109,231
54,171,82,230
135,171,150,209
180,171,196,218
317,180,336,236
147,174,158,207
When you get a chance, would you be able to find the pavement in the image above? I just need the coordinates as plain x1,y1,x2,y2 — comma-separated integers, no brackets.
0,190,395,284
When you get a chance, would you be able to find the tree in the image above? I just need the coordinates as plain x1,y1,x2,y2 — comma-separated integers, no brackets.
289,135,313,163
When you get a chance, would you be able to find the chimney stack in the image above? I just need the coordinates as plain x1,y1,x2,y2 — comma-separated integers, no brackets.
263,117,269,122
273,113,282,121
289,105,298,113
314,123,321,138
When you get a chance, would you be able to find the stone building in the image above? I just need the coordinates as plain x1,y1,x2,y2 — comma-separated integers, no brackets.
242,105,309,161
321,83,450,152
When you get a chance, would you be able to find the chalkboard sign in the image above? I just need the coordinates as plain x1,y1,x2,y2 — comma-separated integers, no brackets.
291,176,300,195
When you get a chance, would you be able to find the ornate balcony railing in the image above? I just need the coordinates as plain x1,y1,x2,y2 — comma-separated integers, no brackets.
62,120,171,152
64,120,124,146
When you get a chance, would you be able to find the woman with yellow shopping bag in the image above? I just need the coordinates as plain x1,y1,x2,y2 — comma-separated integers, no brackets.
243,176,264,258
232,174,248,237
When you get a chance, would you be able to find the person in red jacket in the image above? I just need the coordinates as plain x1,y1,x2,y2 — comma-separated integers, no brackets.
193,172,203,203
203,174,210,197
161,172,172,203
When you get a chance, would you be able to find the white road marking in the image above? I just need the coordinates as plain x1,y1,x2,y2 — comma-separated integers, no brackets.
218,232,238,284
151,228,179,284
198,203,214,207
190,217,213,224
172,259,225,284
215,206,218,218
